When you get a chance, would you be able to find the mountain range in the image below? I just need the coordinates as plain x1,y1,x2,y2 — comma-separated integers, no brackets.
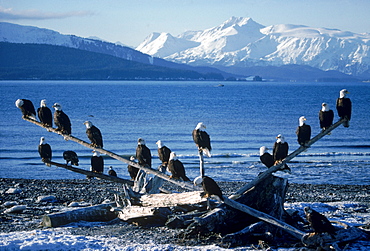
0,22,228,80
137,17,370,79
1,18,369,81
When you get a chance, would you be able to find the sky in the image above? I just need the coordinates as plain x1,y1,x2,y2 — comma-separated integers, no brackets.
0,0,369,47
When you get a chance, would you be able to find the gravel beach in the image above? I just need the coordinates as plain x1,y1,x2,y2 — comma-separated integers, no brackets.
1,178,369,249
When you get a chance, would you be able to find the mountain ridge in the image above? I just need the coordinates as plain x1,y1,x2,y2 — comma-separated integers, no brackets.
1,20,367,81
0,22,232,79
0,42,224,80
136,17,370,78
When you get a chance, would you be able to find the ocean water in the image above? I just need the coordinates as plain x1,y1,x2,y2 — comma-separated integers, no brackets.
0,80,369,185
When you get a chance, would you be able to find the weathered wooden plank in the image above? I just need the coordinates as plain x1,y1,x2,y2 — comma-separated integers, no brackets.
118,206,172,227
118,206,160,221
139,191,206,207
42,203,116,227
23,117,198,191
47,161,134,186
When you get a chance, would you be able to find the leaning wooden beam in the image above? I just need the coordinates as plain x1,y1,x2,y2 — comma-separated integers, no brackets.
23,117,198,191
47,160,134,186
229,118,346,199
223,196,305,240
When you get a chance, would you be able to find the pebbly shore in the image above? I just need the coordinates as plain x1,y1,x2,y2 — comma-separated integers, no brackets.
1,178,369,249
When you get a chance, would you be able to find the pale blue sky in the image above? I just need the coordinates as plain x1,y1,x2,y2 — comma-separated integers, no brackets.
1,0,369,47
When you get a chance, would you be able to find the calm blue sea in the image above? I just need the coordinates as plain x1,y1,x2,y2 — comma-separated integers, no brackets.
0,81,369,185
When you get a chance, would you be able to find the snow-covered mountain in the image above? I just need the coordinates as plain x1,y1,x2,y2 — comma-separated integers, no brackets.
0,22,153,65
0,22,233,79
137,17,370,77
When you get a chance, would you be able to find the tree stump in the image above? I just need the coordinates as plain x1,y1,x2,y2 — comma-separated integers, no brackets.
185,175,288,239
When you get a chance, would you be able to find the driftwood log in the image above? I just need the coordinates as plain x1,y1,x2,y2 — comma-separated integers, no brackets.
117,191,207,227
184,175,288,238
23,117,198,191
302,227,366,250
46,160,134,186
42,203,116,227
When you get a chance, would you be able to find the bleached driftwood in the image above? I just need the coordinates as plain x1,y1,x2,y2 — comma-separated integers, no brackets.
42,203,116,227
24,117,198,191
47,160,134,186
118,206,172,227
139,191,206,207
116,191,207,227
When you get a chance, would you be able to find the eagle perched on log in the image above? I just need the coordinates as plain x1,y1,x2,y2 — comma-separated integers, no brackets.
84,121,103,148
38,137,52,165
53,103,72,135
192,122,212,157
167,152,190,181
336,89,352,127
304,206,336,237
15,99,37,120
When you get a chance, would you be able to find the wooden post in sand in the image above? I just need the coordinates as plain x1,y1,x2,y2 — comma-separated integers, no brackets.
198,149,205,177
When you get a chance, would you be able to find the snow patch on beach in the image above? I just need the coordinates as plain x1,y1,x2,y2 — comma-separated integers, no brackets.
1,201,369,250
0,228,250,250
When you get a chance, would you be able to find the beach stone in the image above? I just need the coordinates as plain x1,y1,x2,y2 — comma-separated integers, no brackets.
4,205,26,214
36,195,57,203
5,188,22,194
2,201,18,208
68,202,82,207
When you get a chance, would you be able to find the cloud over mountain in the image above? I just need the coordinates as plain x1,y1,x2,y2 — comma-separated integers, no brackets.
0,6,93,20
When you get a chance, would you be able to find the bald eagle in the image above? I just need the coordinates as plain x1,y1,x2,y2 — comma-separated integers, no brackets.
63,151,79,166
167,152,190,181
91,151,104,173
37,99,53,127
127,156,139,180
84,121,103,148
304,206,336,237
38,137,52,164
319,103,334,131
15,99,36,120
194,176,224,203
336,89,352,127
273,134,288,162
273,134,291,172
259,146,274,168
296,116,311,146
108,166,117,177
53,103,71,135
136,138,152,167
156,140,171,167
192,122,212,157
